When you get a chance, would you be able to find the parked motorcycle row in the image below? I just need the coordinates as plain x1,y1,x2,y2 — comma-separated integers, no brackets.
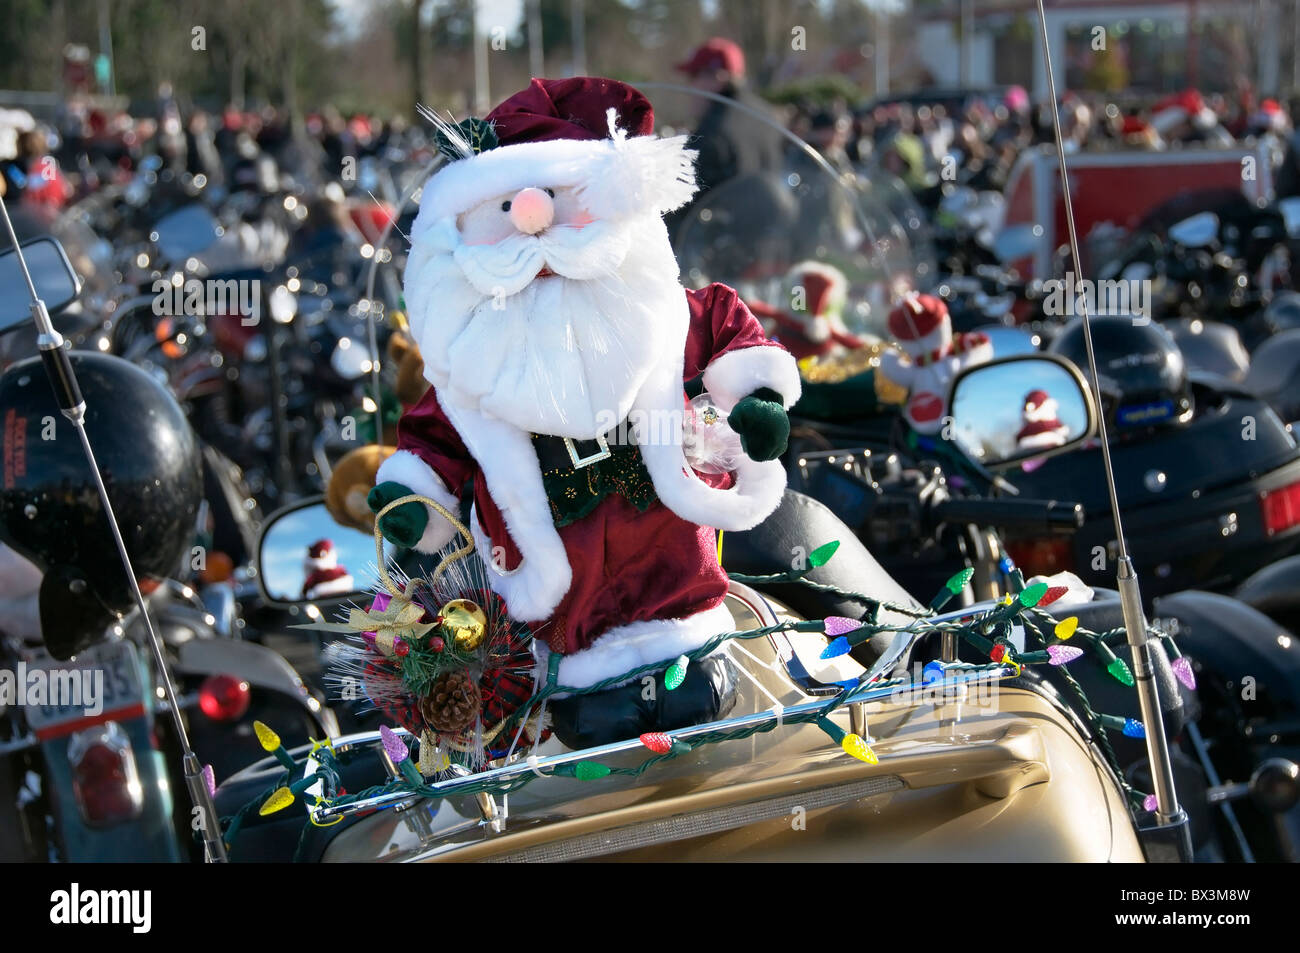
1,82,1298,866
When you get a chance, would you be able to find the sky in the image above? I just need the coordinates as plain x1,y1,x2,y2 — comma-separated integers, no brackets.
330,0,527,39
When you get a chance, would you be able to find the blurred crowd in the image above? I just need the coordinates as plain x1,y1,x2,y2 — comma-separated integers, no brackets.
6,36,1300,231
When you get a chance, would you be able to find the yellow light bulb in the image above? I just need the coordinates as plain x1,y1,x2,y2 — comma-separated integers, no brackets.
842,733,879,765
254,720,281,752
259,786,295,816
1054,616,1079,640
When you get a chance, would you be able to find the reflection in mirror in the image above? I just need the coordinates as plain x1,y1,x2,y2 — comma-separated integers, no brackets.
153,204,220,263
949,358,1092,468
1167,211,1218,248
0,238,80,334
259,502,386,603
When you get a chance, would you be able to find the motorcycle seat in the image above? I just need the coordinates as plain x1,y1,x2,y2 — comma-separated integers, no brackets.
723,489,925,659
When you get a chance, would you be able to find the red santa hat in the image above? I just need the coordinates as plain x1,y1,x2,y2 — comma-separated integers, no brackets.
788,261,848,318
675,38,746,79
416,78,697,226
887,292,952,362
304,538,338,571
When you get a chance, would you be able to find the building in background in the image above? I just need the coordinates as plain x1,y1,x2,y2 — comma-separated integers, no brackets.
915,0,1286,97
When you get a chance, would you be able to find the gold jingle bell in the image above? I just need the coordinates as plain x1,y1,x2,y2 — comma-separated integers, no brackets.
440,599,487,651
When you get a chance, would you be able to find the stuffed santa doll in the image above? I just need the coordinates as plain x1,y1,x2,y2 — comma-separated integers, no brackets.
878,292,992,435
368,78,799,746
1015,389,1070,451
301,539,355,601
746,261,866,362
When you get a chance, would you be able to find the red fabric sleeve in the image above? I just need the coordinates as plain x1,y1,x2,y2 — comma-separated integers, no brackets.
682,283,785,381
395,387,478,493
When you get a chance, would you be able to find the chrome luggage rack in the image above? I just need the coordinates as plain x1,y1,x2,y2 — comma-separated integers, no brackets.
303,598,1011,825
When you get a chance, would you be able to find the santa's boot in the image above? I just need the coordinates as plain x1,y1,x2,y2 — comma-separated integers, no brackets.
548,652,740,750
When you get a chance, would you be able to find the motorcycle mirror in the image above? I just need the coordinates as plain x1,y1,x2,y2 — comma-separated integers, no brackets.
1167,211,1219,249
257,495,383,606
0,238,81,334
152,204,221,263
947,354,1097,470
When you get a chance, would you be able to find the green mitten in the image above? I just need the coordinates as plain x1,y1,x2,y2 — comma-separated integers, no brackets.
367,481,428,549
727,387,789,462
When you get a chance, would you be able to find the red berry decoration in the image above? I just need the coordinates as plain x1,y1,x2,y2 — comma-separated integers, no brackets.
428,635,445,652
394,638,410,657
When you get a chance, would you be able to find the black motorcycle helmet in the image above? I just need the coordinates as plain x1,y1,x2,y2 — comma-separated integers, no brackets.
0,352,202,659
1048,316,1193,433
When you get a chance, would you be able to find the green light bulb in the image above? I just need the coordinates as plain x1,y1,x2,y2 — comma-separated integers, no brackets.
946,567,975,595
1107,657,1135,687
1019,582,1049,607
574,761,610,781
665,654,689,691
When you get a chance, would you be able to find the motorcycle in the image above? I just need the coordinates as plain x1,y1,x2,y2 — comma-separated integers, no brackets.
0,235,336,862
663,88,1300,860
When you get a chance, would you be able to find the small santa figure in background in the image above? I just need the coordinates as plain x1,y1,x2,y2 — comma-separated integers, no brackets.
301,539,355,601
746,261,866,361
878,292,993,435
1015,389,1070,451
368,78,798,747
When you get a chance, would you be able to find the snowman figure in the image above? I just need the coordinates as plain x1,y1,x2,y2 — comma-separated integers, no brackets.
878,292,993,435
1015,389,1070,451
301,539,355,601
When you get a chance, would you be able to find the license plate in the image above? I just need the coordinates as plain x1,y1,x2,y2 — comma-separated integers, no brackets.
18,641,145,734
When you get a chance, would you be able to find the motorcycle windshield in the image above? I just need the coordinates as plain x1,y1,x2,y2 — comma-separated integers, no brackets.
50,202,114,300
648,85,926,341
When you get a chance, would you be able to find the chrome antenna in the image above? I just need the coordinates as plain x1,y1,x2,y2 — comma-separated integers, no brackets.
1032,0,1187,853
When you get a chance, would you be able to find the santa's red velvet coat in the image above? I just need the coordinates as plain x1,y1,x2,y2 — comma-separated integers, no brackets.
390,283,789,669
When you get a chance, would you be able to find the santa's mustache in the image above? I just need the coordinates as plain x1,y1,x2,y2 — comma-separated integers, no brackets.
452,219,631,297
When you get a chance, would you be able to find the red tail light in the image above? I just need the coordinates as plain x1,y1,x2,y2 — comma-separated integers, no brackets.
68,723,144,827
1004,537,1077,575
1260,481,1300,536
199,674,252,722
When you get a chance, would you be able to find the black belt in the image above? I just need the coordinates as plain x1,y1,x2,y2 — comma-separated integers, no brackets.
532,422,635,473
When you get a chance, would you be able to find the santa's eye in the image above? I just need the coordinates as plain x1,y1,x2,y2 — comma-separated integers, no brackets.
500,200,512,212
544,188,555,198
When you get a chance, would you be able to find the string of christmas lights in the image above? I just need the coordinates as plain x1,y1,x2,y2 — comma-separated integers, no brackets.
217,555,1174,854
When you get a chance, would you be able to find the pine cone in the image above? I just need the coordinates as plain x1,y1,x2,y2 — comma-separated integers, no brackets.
420,670,481,733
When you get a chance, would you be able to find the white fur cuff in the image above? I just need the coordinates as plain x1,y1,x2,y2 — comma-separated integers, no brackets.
534,601,735,691
702,345,802,412
374,449,461,554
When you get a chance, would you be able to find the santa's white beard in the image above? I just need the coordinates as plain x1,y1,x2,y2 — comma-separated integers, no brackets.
404,213,689,439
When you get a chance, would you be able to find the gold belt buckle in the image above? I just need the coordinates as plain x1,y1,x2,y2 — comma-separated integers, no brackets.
564,433,612,469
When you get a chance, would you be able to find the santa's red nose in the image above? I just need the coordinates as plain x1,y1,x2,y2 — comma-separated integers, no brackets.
509,187,554,235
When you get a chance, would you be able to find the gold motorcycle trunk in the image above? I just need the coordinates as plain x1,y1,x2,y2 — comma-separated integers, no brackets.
314,591,1143,863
